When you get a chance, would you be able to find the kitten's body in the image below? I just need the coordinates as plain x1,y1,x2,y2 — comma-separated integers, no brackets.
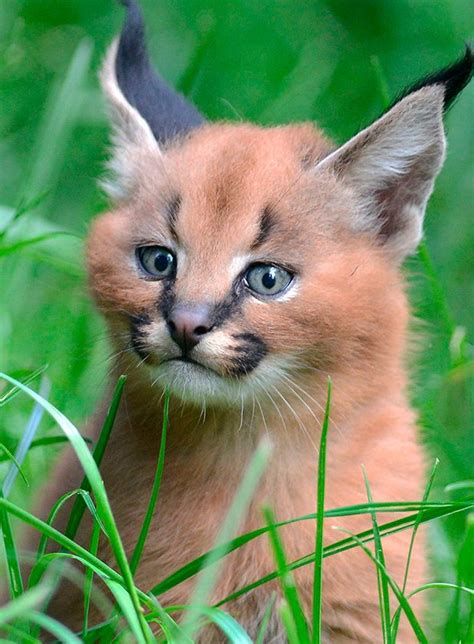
23,1,473,641
44,351,424,642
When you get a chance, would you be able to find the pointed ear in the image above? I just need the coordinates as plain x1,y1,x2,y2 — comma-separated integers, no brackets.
315,48,473,261
100,0,206,199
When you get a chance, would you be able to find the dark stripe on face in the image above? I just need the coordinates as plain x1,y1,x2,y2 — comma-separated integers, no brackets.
211,280,246,328
251,205,277,250
230,332,268,376
130,313,152,360
157,279,176,321
167,194,182,242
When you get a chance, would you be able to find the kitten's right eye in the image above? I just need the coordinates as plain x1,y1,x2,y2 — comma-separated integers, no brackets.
136,246,176,278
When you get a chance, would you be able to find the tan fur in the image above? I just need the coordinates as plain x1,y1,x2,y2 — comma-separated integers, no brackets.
24,120,434,642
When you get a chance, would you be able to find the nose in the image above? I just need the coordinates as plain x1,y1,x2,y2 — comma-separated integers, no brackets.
166,306,213,352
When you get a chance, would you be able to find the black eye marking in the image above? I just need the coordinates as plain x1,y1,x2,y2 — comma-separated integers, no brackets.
131,313,152,327
167,194,182,242
130,314,152,360
229,332,268,376
251,205,277,250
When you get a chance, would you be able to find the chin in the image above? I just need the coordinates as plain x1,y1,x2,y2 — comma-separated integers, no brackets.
149,356,293,408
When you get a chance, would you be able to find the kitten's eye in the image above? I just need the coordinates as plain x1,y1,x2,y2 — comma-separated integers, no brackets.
136,246,176,278
244,264,293,297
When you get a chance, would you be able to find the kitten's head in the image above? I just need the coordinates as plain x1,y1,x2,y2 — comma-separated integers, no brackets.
88,0,473,406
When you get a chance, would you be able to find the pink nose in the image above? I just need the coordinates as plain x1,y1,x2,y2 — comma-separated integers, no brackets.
166,306,213,351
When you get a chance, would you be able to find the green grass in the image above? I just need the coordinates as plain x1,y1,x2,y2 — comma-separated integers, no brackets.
1,0,473,641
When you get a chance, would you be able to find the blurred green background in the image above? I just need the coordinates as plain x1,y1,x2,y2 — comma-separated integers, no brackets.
0,0,473,640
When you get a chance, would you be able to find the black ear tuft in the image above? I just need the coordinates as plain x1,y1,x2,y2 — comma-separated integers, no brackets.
393,45,473,112
115,0,205,144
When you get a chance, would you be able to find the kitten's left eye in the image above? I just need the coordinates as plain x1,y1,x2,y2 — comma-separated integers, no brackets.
244,264,293,297
136,246,176,278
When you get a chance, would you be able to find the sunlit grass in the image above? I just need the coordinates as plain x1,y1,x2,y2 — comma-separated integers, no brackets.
0,374,473,641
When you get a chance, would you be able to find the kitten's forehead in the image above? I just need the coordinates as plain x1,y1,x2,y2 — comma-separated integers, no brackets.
165,123,332,250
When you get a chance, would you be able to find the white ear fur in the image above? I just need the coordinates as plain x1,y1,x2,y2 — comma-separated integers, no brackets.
100,40,163,200
315,85,446,260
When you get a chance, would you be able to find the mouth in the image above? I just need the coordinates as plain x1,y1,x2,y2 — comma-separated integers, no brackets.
161,355,220,376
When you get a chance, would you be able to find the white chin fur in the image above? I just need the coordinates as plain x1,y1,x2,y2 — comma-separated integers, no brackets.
149,357,292,407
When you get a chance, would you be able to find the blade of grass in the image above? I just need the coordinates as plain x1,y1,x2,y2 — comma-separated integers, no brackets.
0,444,29,488
185,606,252,643
370,55,391,108
255,592,277,644
0,366,47,408
180,437,273,640
334,527,427,643
279,599,299,644
106,579,150,643
64,374,126,541
28,551,116,629
0,372,153,643
312,377,331,644
0,436,93,463
0,232,80,257
214,503,473,608
87,501,473,638
0,489,24,599
130,388,169,575
27,610,82,643
0,497,152,608
151,500,473,597
10,191,51,226
263,506,310,643
445,480,474,495
0,622,38,643
22,38,93,205
36,489,105,563
145,594,193,643
0,582,52,624
2,374,49,498
362,465,391,644
83,520,101,639
391,582,474,631
391,458,439,639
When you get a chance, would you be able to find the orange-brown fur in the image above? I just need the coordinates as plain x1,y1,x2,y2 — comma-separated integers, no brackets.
32,123,427,641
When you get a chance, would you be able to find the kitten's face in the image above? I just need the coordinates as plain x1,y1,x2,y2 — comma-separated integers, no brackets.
88,124,407,406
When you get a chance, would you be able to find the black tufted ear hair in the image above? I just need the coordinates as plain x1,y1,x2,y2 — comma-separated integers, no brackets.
390,45,473,112
114,0,205,145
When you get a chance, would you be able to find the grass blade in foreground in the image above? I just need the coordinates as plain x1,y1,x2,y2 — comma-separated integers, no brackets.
264,505,310,643
36,489,105,563
151,501,473,597
130,388,169,575
391,582,474,634
362,466,391,644
28,611,82,644
0,581,52,625
64,374,126,541
0,372,153,643
312,377,331,643
0,489,24,599
255,592,276,644
2,374,49,499
391,458,439,639
83,521,101,639
0,443,29,489
214,502,473,608
181,437,273,640
334,528,427,643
